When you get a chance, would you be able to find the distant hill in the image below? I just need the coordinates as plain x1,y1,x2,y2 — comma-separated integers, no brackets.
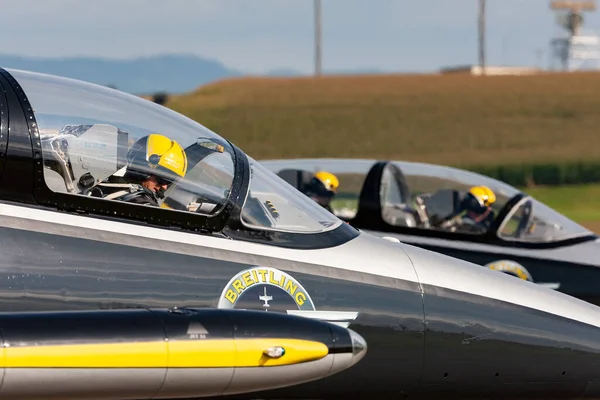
0,53,393,94
0,54,242,94
265,68,387,77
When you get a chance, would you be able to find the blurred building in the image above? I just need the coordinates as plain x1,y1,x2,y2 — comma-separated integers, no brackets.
439,65,542,76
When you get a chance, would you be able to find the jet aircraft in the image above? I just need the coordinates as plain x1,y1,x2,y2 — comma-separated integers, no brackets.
260,157,600,305
2,67,600,399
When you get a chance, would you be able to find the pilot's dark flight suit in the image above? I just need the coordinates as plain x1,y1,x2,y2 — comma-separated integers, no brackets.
459,209,495,234
455,193,495,233
89,183,160,207
117,187,161,207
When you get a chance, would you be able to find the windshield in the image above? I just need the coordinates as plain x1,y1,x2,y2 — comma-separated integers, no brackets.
261,158,594,243
497,196,592,242
241,159,343,233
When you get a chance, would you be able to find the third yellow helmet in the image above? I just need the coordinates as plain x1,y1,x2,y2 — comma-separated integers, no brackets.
468,185,496,207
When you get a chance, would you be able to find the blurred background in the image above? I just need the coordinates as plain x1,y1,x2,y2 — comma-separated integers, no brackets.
2,0,600,230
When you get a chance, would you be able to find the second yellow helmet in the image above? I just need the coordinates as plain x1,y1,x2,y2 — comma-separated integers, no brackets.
314,171,340,193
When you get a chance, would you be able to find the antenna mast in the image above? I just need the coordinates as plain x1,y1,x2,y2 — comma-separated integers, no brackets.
478,0,486,75
550,1,600,71
314,0,322,77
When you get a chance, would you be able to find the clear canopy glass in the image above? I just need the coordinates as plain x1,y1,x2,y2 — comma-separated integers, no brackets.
261,158,594,243
241,159,342,233
9,69,342,236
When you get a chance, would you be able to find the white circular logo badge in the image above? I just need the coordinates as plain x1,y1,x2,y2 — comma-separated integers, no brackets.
485,260,533,282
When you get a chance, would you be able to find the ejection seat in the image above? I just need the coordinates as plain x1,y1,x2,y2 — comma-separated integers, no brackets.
41,124,129,196
414,189,465,230
277,169,315,193
378,163,419,228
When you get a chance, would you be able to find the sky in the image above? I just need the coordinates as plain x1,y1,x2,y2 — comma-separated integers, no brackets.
2,0,600,74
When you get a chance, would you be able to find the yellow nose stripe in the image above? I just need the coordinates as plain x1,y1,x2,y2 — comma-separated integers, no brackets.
1,338,329,368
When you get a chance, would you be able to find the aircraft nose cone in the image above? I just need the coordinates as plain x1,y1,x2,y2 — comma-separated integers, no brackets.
348,329,367,367
320,323,369,379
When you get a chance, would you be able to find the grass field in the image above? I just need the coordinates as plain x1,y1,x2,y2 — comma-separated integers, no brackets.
162,71,600,231
523,184,600,232
166,71,600,167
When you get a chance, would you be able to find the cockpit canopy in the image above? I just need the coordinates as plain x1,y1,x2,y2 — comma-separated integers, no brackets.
261,158,594,244
4,69,350,248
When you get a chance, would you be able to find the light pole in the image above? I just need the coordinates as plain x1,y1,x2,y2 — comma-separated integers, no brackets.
478,0,486,75
314,0,322,76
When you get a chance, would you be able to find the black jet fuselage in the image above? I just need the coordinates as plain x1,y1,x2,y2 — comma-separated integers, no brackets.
3,204,600,400
1,67,600,400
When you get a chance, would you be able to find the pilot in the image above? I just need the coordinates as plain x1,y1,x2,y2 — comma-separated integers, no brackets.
454,185,497,233
93,133,188,207
303,171,339,213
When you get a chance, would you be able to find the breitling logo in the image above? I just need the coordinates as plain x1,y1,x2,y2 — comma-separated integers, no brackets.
217,266,361,328
220,266,311,310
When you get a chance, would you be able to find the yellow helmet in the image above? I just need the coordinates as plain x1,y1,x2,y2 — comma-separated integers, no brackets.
468,185,496,207
125,133,188,185
314,171,340,193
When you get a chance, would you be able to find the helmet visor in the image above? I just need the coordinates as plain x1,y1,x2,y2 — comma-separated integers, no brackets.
151,164,183,186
